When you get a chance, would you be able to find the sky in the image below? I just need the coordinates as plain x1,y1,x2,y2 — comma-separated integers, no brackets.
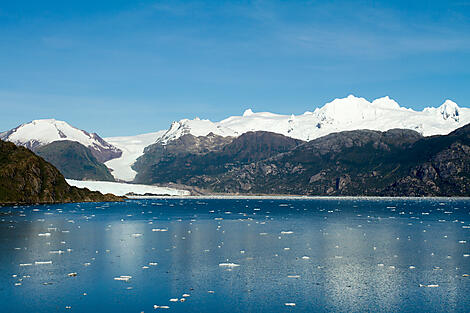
0,0,469,136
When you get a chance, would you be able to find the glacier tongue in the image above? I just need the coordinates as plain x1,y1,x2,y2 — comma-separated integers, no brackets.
104,130,166,182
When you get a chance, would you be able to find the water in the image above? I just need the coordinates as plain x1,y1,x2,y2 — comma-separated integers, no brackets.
1,198,469,312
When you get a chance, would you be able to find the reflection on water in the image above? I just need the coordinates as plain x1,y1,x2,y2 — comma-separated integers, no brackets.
1,198,469,312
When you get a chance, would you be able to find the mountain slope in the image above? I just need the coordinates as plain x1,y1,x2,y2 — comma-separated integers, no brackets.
134,131,304,185
131,124,470,196
0,119,122,163
199,126,470,196
133,132,234,184
35,141,115,181
0,140,122,204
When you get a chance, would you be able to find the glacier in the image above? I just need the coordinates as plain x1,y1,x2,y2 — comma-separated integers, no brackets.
66,179,189,196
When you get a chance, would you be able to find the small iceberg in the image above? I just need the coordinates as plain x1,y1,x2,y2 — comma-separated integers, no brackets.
114,275,132,281
419,284,439,288
219,263,240,268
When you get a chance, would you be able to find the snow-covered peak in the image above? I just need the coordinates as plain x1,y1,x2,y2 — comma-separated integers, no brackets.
1,119,122,163
371,96,401,110
243,109,254,116
156,118,238,145
312,95,406,126
439,100,460,122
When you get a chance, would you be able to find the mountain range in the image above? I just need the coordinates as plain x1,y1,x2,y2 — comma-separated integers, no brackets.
2,95,470,196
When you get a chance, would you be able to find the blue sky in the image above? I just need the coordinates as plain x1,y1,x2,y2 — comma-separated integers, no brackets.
1,0,469,136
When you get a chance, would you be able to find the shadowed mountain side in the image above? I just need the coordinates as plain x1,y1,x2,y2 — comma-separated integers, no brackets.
0,140,122,204
133,131,303,184
35,141,115,181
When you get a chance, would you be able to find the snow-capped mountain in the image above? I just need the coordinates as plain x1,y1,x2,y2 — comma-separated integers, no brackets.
0,119,122,163
156,118,238,145
153,95,468,144
3,95,468,183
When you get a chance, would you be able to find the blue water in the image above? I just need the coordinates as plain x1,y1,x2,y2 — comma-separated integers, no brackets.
1,198,469,312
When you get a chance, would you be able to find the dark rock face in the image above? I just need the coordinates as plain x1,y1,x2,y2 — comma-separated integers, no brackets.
0,140,122,205
85,132,122,163
133,133,235,184
133,131,303,185
35,141,115,181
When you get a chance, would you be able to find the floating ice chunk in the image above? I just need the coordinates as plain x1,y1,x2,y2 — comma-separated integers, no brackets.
49,250,64,254
35,261,52,265
219,263,240,268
